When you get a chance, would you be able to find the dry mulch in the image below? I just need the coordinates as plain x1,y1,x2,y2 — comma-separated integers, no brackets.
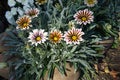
94,45,120,80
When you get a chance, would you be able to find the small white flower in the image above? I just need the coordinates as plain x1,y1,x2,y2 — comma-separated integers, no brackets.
64,28,84,44
28,29,48,46
68,21,75,29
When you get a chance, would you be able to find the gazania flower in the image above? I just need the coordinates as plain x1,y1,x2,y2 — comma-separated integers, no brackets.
84,0,98,7
16,15,32,30
74,9,94,25
49,30,63,43
36,0,47,5
25,8,40,18
28,29,48,46
64,28,84,44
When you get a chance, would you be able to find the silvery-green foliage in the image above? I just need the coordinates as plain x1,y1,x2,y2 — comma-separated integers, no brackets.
16,0,29,5
17,7,24,16
16,0,34,5
11,7,17,15
8,0,16,7
5,11,16,25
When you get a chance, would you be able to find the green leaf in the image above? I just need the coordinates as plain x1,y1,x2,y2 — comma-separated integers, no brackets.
68,59,92,70
0,62,7,69
78,60,92,70
53,62,67,76
47,64,54,80
70,46,77,53
85,52,103,57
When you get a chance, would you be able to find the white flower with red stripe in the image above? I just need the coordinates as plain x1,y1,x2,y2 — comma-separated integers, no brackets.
74,9,94,25
28,29,48,46
25,8,40,18
84,0,98,7
64,27,84,44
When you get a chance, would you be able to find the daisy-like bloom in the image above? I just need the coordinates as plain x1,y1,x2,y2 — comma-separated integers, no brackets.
36,0,47,5
74,9,94,25
49,30,63,43
64,28,84,44
84,0,98,7
16,15,32,30
25,8,40,18
28,29,48,46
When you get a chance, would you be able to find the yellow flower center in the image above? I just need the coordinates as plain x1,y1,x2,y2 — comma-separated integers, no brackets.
72,36,77,40
87,0,94,4
36,36,41,41
53,37,58,41
29,13,35,16
49,31,62,43
81,17,87,21
23,23,28,28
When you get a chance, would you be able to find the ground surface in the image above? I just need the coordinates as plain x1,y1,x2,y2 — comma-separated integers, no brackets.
94,45,120,80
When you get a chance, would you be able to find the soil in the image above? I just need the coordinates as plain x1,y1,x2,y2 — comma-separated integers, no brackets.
94,45,120,80
0,76,7,80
